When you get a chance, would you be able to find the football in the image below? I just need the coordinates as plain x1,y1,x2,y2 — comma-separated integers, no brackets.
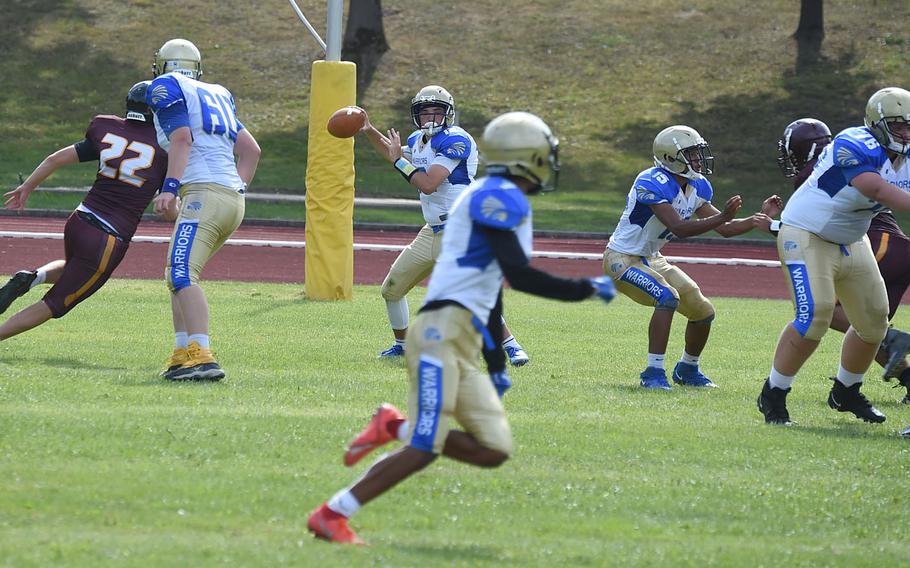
327,106,365,138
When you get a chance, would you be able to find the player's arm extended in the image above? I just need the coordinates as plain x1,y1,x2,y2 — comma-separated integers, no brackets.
234,128,261,186
4,146,79,211
650,196,741,239
479,226,596,301
853,172,910,211
695,202,774,237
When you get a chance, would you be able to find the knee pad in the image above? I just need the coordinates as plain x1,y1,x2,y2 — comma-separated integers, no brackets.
852,309,889,345
795,300,834,341
380,274,405,301
690,313,716,325
656,289,679,310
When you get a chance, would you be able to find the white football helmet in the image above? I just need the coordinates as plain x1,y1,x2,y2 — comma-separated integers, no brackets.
653,125,714,179
481,111,559,194
153,38,203,79
410,85,455,136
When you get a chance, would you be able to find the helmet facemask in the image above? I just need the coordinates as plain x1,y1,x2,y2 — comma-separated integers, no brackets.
411,101,454,137
672,143,714,179
411,100,455,137
873,116,910,156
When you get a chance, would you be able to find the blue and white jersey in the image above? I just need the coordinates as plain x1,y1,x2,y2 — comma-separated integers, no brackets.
147,72,246,191
423,175,532,325
406,126,478,225
781,126,904,244
607,167,713,256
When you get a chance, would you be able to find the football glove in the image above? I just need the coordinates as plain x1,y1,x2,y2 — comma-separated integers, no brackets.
591,276,616,303
490,370,512,398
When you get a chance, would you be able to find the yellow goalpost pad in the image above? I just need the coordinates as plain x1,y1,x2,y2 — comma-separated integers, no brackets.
305,60,357,300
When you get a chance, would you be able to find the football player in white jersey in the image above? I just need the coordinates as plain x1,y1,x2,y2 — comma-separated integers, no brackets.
758,88,910,427
147,39,261,381
356,86,531,366
604,125,778,390
307,112,616,544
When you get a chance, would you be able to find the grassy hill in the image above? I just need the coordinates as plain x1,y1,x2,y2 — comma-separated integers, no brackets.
2,0,910,231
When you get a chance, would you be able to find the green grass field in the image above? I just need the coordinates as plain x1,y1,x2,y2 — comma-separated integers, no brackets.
3,1,910,231
1,280,909,566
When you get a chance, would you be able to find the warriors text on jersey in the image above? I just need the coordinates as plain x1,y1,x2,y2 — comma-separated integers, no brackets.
781,126,909,245
147,72,246,191
73,115,168,240
406,126,478,225
608,167,713,257
423,175,532,325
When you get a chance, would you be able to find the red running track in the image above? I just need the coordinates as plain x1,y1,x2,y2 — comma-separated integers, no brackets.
0,216,791,299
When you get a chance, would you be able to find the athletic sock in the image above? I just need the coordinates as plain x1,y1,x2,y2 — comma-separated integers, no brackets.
647,353,666,370
394,338,405,348
836,365,865,387
327,489,361,518
188,334,210,349
680,350,700,367
175,332,189,349
389,418,409,441
31,269,46,289
769,366,795,390
502,335,520,349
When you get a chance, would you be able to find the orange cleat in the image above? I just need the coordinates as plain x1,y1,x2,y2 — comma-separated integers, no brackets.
343,403,404,467
307,504,365,545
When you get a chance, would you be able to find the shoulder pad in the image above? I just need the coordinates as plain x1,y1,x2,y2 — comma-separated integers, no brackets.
692,177,713,201
147,75,184,111
407,131,422,148
469,181,529,230
432,128,473,160
634,168,676,204
832,131,877,169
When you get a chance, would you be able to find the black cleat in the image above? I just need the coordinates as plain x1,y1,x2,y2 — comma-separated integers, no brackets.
757,378,792,425
881,327,910,379
901,425,910,438
897,369,910,405
0,270,36,315
827,379,886,423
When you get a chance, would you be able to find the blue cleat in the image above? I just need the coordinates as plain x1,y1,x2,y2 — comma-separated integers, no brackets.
672,362,718,388
505,344,530,367
640,367,671,390
378,344,405,358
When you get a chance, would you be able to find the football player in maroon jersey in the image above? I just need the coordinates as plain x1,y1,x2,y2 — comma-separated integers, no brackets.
0,81,171,341
777,118,910,403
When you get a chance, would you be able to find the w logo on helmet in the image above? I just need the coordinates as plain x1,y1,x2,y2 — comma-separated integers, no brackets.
836,146,860,167
481,195,509,223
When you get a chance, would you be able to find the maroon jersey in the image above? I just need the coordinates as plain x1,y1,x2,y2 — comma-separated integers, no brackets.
793,161,815,190
74,115,167,241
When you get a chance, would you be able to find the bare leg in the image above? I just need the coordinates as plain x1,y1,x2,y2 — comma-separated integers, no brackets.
683,321,711,357
174,285,208,336
171,291,186,334
38,260,66,285
393,327,407,341
0,302,53,341
350,430,508,506
841,326,878,374
648,308,674,354
773,324,820,376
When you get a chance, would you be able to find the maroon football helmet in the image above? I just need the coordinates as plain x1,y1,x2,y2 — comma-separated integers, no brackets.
777,118,832,177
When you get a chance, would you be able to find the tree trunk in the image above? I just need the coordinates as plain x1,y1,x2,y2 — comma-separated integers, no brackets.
794,0,824,70
342,0,389,98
